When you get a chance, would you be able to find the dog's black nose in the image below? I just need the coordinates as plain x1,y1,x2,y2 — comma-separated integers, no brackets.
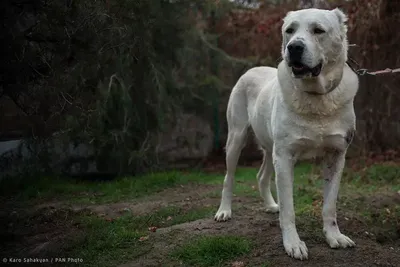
288,41,305,61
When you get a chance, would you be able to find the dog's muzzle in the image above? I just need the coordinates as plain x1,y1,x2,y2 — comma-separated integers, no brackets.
288,41,305,63
287,41,322,78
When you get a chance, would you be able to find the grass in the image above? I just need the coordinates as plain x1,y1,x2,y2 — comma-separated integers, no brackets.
364,164,400,183
5,162,397,207
71,214,148,267
171,235,251,267
0,171,221,204
66,205,215,267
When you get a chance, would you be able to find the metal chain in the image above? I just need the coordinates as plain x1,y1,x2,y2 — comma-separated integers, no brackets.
348,44,400,76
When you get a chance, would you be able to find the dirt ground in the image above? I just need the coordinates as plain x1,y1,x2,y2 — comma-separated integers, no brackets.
1,178,399,267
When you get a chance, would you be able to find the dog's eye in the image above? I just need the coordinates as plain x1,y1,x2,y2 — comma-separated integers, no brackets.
285,28,294,34
313,28,325,34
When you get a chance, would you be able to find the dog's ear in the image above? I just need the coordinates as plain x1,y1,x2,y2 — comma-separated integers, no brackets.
332,8,348,38
332,8,348,25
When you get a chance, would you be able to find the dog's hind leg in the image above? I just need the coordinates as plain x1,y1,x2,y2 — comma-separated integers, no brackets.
257,150,279,213
215,91,248,222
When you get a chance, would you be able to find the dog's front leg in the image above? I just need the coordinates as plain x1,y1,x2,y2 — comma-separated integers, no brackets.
322,151,355,249
273,147,308,260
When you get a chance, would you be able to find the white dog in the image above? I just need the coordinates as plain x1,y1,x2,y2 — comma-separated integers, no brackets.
214,8,358,260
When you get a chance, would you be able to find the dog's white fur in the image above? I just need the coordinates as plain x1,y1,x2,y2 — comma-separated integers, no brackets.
214,8,358,260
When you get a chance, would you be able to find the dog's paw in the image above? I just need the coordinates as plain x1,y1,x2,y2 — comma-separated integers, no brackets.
214,209,232,222
283,236,308,260
326,233,355,248
265,204,279,213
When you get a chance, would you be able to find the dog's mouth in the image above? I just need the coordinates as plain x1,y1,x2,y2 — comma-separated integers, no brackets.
289,62,323,78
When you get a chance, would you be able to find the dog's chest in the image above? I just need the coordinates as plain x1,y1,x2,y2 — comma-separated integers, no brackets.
286,121,352,160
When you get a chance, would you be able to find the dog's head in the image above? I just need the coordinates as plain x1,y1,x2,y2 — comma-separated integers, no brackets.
281,8,348,79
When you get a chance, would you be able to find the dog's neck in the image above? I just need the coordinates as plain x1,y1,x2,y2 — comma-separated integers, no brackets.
277,57,358,116
299,61,345,95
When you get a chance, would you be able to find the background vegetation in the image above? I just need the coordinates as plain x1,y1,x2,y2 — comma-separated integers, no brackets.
1,0,399,176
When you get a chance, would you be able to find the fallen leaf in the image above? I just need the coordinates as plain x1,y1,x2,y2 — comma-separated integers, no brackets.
148,226,157,232
139,236,149,242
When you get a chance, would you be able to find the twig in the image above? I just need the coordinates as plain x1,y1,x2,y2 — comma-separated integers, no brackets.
29,63,48,78
60,92,73,105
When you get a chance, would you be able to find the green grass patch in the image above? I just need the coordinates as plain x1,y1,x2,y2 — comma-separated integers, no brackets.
171,235,251,267
0,171,221,204
364,164,400,184
66,205,214,267
341,164,400,195
71,214,147,267
2,162,397,206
